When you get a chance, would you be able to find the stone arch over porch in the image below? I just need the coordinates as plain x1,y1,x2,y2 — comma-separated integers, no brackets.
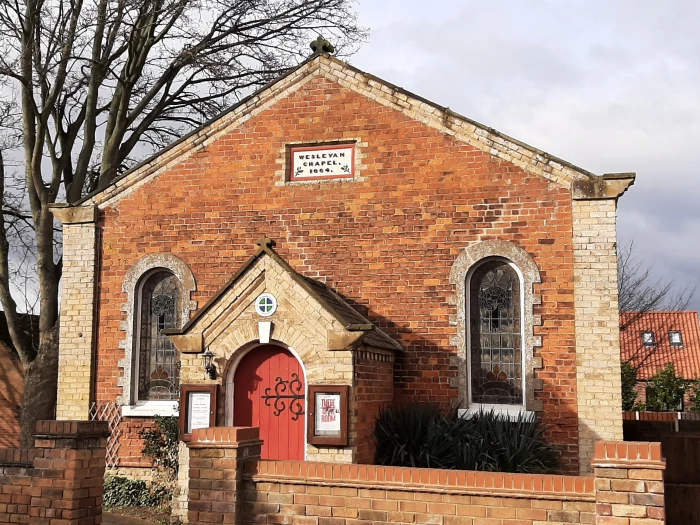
166,238,401,463
221,339,309,427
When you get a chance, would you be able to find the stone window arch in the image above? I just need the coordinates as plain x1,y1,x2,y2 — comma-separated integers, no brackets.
119,253,196,416
449,240,543,416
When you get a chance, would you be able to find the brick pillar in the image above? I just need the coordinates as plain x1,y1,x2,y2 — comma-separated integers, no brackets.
187,427,262,525
31,420,110,525
52,205,99,420
573,197,624,473
593,440,665,524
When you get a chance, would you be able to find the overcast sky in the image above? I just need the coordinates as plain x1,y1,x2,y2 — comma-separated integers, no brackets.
352,0,700,310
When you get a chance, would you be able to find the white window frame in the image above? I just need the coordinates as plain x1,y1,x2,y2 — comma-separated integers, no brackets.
123,269,180,417
669,330,683,347
459,258,534,422
118,253,196,419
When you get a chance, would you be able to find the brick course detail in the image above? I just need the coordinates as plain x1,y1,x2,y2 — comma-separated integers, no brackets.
0,420,109,525
185,428,665,525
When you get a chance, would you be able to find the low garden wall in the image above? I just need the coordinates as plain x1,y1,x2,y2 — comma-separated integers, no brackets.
623,411,700,422
185,428,667,525
0,420,109,525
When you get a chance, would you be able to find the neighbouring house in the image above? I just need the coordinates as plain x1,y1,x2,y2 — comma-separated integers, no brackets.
620,310,700,409
51,51,635,477
0,312,38,447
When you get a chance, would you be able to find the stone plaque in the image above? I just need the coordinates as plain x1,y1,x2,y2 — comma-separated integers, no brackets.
290,144,354,181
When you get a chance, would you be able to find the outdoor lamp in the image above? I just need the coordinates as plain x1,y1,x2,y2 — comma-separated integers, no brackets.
202,348,216,379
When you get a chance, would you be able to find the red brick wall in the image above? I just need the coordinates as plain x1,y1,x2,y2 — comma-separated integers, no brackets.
243,461,596,525
184,428,666,525
0,420,109,525
94,76,579,469
0,344,22,448
187,427,262,525
115,419,154,468
353,351,394,464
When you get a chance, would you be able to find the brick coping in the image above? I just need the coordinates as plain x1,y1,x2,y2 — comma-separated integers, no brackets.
243,460,595,501
623,410,700,421
592,440,665,470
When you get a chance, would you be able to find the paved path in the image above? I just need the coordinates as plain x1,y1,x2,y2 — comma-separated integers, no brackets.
103,512,160,525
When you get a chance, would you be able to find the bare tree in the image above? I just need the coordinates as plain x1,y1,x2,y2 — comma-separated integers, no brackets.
0,0,366,445
618,239,695,321
618,238,696,368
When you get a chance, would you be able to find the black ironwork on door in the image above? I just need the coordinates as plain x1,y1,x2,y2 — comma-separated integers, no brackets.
261,373,305,421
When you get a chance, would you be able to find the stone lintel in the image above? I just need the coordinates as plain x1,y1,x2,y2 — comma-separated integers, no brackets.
166,332,203,354
327,330,365,351
572,173,636,201
50,204,97,224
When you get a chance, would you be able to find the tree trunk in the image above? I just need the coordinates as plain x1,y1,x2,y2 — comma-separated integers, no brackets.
19,322,59,447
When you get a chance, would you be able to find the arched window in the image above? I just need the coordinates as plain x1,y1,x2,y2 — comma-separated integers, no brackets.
468,259,523,406
135,271,181,401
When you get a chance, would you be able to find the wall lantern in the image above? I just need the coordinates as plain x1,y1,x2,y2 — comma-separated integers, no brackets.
201,348,216,380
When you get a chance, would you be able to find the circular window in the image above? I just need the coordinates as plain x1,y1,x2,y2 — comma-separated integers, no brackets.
255,293,277,317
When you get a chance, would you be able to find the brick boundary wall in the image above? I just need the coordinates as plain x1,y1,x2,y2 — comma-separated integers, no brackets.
622,411,700,421
186,427,263,525
185,429,666,525
592,441,665,524
0,420,109,525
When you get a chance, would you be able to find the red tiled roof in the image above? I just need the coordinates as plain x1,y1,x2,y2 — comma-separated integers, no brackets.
620,311,700,381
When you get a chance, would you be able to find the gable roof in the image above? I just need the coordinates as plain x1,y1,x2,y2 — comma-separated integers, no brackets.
165,237,401,352
71,52,633,210
620,311,700,380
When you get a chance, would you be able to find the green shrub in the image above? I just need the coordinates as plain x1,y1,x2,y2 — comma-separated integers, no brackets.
140,415,179,481
103,476,169,509
645,363,688,412
621,361,639,411
374,403,558,474
374,403,463,469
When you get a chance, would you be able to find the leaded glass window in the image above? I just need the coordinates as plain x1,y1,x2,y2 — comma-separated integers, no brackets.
137,271,180,401
469,260,523,405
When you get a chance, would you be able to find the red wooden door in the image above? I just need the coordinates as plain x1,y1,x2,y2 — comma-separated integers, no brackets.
233,345,305,460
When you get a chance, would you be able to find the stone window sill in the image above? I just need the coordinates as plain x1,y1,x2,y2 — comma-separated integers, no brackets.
122,401,178,418
458,404,535,421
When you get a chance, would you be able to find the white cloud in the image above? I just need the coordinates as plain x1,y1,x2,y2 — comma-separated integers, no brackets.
354,0,700,308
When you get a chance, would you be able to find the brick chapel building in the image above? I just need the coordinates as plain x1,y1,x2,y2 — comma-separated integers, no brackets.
52,52,635,476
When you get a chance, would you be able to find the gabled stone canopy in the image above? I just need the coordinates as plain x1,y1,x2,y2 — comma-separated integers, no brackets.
164,238,401,362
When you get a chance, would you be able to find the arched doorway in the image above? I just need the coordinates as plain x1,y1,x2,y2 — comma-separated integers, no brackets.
230,344,306,460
